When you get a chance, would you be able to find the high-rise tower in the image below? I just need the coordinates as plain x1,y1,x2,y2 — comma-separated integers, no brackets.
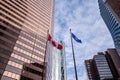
85,53,113,80
51,41,67,80
85,48,120,80
98,0,120,55
0,0,54,80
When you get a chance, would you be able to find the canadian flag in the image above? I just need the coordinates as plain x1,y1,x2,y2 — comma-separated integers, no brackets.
48,34,63,50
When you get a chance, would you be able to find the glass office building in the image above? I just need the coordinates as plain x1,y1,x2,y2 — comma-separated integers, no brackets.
85,52,114,80
85,59,98,80
93,53,113,80
51,41,67,80
98,0,120,55
105,49,120,79
0,0,54,80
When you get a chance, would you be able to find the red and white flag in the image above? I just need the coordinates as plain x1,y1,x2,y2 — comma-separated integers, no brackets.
48,34,52,41
47,34,62,50
57,44,62,50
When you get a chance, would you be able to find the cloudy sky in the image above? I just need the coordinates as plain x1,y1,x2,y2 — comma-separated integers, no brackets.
54,0,114,80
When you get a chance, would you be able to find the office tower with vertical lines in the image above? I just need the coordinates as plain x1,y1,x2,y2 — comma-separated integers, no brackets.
0,0,54,80
98,0,120,56
85,53,113,80
85,59,98,80
105,49,120,80
85,49,120,80
51,41,67,80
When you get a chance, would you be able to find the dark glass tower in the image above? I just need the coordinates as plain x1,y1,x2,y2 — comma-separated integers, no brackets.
85,48,120,80
85,59,98,80
98,0,120,55
0,0,54,80
105,49,120,80
93,53,113,80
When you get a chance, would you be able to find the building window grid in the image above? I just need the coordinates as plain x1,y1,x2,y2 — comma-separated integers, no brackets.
15,0,28,9
4,0,27,16
33,49,44,56
16,40,33,50
1,1,49,35
25,16,49,33
1,12,22,27
26,1,51,24
18,36,45,55
1,1,26,20
14,46,44,62
29,0,50,18
19,32,46,49
2,0,49,31
0,25,18,40
1,7,24,24
1,20,21,33
3,71,20,80
9,0,28,13
26,7,50,28
26,4,50,24
8,60,23,69
2,0,47,32
17,36,45,56
31,0,51,13
11,53,30,63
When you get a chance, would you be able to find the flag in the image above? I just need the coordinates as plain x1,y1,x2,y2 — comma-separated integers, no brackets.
71,33,82,43
48,34,63,50
57,44,63,50
52,41,56,47
48,34,52,41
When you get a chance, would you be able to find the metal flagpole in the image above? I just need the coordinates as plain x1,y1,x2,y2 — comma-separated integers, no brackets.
42,30,49,80
70,29,78,80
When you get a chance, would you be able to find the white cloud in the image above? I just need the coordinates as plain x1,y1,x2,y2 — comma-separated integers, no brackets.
54,0,114,80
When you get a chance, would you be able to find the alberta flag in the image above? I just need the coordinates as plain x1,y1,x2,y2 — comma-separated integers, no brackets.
71,33,82,43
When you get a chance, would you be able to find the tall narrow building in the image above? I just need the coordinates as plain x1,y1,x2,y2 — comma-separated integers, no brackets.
85,59,97,80
93,53,113,80
0,0,54,80
98,0,120,55
105,49,120,80
51,41,67,80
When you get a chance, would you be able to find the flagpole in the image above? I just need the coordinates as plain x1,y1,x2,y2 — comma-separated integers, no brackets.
70,29,78,80
42,30,49,80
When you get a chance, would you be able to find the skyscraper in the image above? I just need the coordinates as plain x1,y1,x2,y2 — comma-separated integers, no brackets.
51,41,67,80
98,0,120,55
93,53,113,80
85,48,120,80
0,0,54,80
85,59,98,80
85,53,113,80
105,49,120,80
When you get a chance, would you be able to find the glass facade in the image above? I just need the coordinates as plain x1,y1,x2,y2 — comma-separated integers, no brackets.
98,0,120,55
0,0,54,80
85,53,114,80
93,53,113,80
85,49,120,80
105,49,120,79
50,41,67,80
85,59,97,80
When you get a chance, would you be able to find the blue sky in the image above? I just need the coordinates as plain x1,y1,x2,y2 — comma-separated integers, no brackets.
54,0,114,80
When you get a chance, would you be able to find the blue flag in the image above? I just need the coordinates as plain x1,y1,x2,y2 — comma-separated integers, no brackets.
71,33,82,43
